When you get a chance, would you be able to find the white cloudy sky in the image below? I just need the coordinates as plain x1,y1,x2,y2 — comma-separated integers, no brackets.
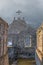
0,0,43,27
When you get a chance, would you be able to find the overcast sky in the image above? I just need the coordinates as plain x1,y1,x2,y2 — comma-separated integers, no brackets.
0,0,43,27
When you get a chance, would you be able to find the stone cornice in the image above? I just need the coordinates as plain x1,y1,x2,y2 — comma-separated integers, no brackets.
0,17,8,27
36,24,43,34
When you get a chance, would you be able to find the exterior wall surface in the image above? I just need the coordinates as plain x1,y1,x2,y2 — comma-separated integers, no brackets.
0,18,9,65
35,24,43,65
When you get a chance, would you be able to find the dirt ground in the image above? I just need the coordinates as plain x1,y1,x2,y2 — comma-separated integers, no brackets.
17,58,36,65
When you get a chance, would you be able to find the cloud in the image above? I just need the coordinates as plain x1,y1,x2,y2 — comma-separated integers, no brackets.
0,0,43,27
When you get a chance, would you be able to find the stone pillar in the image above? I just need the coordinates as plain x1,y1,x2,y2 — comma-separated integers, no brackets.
35,24,43,65
0,18,9,65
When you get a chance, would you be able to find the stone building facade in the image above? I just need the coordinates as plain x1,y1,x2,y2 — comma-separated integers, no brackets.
0,18,9,65
35,24,43,65
8,17,36,59
17,29,35,58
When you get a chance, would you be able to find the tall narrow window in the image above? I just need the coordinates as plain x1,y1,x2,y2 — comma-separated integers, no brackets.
24,35,31,47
